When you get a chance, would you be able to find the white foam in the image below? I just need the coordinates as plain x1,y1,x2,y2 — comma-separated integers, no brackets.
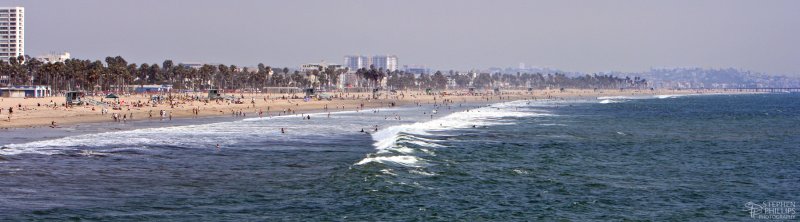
655,94,686,99
370,101,541,151
409,169,437,176
598,94,702,101
597,96,640,100
380,168,397,176
391,147,416,154
355,155,423,167
599,99,620,104
1,108,372,156
539,123,567,126
358,100,551,168
513,169,530,175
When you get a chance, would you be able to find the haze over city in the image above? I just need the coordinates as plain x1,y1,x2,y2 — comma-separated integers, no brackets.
3,0,800,76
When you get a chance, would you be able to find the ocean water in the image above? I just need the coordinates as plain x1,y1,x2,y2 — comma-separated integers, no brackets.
1,93,799,221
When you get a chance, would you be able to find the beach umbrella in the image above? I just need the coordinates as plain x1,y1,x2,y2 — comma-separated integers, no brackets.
105,94,119,99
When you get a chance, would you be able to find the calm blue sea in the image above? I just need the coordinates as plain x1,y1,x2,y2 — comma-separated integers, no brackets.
1,93,798,221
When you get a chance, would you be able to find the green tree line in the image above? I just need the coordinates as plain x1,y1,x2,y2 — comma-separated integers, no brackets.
0,55,647,92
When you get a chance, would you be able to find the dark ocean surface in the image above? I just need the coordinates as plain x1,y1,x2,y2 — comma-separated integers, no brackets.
1,93,798,221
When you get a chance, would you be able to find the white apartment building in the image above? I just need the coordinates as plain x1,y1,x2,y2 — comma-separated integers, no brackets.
343,55,370,72
0,7,23,62
371,55,398,72
344,55,398,72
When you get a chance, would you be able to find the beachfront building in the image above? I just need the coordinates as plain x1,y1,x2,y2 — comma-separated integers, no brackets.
36,52,71,63
344,55,399,72
403,65,430,75
0,6,23,62
299,61,345,73
343,55,369,72
370,55,398,71
338,73,359,88
134,84,173,93
0,75,8,86
0,85,51,98
180,62,205,70
108,84,172,93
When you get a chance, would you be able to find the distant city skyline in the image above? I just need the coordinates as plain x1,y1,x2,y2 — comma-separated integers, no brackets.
1,0,799,76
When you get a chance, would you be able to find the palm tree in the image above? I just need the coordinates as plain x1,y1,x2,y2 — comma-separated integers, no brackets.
199,64,215,90
138,63,149,88
162,59,174,87
24,56,42,85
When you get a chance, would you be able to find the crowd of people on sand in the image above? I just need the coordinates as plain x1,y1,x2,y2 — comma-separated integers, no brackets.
2,90,524,127
2,89,712,132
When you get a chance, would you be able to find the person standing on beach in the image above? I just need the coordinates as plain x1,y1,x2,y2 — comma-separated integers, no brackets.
7,107,12,122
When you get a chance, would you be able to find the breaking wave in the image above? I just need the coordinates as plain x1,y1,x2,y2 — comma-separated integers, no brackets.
597,93,704,104
355,100,550,168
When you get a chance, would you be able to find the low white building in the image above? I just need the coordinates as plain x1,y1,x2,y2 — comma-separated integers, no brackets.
0,85,51,98
300,61,345,73
37,52,71,63
180,62,205,69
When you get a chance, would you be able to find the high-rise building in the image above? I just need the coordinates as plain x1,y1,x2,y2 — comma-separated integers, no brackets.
343,55,370,72
370,55,398,71
0,6,23,62
344,55,399,72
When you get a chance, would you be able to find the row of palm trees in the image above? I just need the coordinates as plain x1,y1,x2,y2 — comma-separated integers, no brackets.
361,67,648,90
0,55,647,93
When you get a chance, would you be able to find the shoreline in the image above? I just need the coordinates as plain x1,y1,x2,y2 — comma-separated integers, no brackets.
0,89,760,130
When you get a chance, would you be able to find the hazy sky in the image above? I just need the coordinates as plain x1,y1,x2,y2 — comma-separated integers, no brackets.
3,0,799,75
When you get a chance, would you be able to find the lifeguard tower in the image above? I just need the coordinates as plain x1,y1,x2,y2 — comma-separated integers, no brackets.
65,91,86,105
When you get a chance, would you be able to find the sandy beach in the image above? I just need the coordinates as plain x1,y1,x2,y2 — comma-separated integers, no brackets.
0,88,753,129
